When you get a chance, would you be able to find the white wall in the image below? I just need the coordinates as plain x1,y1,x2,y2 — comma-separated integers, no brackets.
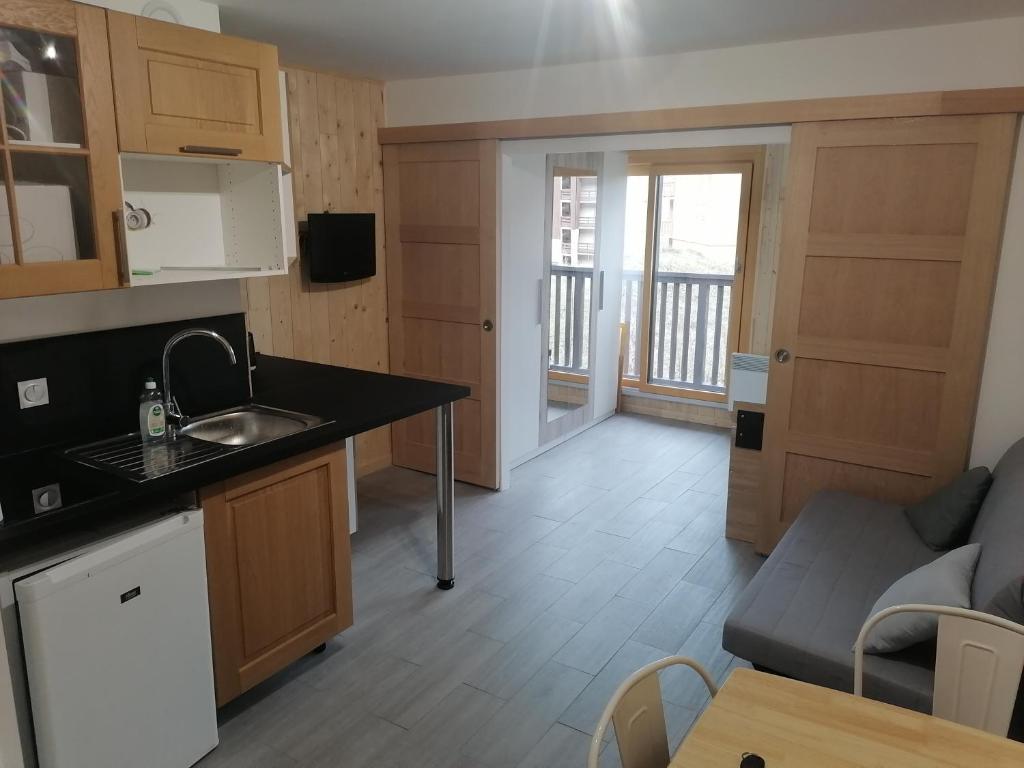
500,151,546,470
972,134,1024,469
387,17,1024,126
0,281,244,343
593,152,626,420
79,0,220,31
499,148,627,474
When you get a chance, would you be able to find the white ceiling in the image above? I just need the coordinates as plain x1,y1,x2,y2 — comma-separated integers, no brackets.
218,0,1024,80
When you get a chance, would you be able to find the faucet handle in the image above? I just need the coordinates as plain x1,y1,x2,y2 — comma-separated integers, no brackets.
166,396,186,423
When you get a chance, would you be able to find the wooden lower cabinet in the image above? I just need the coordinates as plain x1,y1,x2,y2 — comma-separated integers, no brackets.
200,443,352,706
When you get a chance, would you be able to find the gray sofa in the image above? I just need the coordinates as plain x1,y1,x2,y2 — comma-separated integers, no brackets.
723,436,1024,713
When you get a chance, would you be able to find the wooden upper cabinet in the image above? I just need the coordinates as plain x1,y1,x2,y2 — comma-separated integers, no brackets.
0,0,122,299
107,11,283,163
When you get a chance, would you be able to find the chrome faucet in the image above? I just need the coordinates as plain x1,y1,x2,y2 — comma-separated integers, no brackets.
162,328,237,432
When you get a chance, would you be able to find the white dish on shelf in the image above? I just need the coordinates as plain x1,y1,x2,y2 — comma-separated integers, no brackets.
0,182,78,264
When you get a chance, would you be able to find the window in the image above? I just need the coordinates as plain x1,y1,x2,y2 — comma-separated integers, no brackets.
561,201,571,216
620,148,763,402
561,176,572,191
561,228,571,244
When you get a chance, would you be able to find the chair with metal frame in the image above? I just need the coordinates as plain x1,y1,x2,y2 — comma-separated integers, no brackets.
588,655,719,768
854,604,1024,736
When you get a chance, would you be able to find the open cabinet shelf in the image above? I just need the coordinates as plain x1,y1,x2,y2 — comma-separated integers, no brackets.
119,153,287,287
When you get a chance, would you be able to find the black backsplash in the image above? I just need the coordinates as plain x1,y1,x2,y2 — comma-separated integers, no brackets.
0,314,249,457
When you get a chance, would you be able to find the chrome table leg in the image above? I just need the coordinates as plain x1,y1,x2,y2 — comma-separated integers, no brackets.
436,402,455,589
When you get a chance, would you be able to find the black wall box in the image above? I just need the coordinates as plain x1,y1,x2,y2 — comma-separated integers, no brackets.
735,410,765,451
304,212,376,283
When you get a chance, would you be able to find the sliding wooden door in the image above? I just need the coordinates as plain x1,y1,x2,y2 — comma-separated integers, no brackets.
759,114,1017,551
383,141,500,488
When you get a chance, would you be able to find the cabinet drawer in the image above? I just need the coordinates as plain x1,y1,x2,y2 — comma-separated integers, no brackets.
108,12,283,163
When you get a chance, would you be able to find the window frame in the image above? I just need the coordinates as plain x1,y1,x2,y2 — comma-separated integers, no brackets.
624,146,766,402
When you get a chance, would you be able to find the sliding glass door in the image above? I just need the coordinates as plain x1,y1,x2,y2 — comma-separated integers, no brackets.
622,150,761,401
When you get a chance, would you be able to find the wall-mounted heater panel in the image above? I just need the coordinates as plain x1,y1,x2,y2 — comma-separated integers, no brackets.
729,353,769,410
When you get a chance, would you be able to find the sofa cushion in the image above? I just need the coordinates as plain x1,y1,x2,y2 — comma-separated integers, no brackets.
983,575,1024,625
861,543,981,653
904,467,992,551
723,490,942,711
970,437,1024,608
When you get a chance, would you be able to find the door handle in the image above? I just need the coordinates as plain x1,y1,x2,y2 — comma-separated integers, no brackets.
775,348,791,364
113,210,129,286
482,319,494,332
179,145,243,157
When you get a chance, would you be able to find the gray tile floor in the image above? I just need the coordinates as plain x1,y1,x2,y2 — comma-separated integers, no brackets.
199,414,763,768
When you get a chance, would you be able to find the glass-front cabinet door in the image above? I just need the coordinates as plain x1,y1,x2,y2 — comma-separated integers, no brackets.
0,1,121,299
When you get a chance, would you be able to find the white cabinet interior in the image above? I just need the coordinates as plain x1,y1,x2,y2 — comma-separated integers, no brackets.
118,154,287,286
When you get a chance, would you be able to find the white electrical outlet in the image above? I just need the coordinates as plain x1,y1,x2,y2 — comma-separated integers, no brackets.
18,378,49,409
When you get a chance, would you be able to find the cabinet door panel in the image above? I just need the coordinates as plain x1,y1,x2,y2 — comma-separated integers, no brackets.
202,444,351,706
147,57,260,129
108,11,283,162
232,464,336,656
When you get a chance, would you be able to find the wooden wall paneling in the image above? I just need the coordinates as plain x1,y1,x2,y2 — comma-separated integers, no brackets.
326,77,357,369
243,68,391,476
369,82,389,376
749,145,787,356
288,69,318,364
619,393,733,429
726,402,765,543
377,86,1024,145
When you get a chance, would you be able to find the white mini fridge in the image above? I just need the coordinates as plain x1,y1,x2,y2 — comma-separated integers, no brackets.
15,510,218,768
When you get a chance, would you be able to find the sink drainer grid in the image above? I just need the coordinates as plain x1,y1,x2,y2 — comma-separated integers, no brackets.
65,434,237,482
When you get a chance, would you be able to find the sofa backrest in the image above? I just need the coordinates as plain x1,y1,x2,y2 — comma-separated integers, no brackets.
970,436,1024,608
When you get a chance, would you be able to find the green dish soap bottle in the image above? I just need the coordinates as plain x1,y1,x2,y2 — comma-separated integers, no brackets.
139,377,166,442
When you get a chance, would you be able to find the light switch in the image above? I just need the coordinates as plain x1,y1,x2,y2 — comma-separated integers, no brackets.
18,378,49,409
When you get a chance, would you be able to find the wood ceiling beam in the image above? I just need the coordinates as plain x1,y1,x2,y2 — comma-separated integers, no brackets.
378,86,1024,144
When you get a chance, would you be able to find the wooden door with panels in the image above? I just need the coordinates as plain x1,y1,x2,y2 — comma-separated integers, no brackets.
383,140,499,489
759,114,1018,552
107,11,282,162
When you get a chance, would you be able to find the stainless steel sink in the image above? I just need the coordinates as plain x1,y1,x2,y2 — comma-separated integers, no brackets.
179,405,324,447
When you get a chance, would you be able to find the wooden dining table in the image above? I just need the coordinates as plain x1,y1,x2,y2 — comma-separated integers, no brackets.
671,668,1024,767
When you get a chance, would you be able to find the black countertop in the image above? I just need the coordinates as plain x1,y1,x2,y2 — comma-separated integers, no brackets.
0,356,468,561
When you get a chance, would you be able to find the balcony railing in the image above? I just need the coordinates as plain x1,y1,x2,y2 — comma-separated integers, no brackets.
549,265,593,373
578,216,595,227
577,241,594,256
620,270,733,393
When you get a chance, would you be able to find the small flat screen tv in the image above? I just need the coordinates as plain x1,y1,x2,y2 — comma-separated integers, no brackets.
305,212,376,283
